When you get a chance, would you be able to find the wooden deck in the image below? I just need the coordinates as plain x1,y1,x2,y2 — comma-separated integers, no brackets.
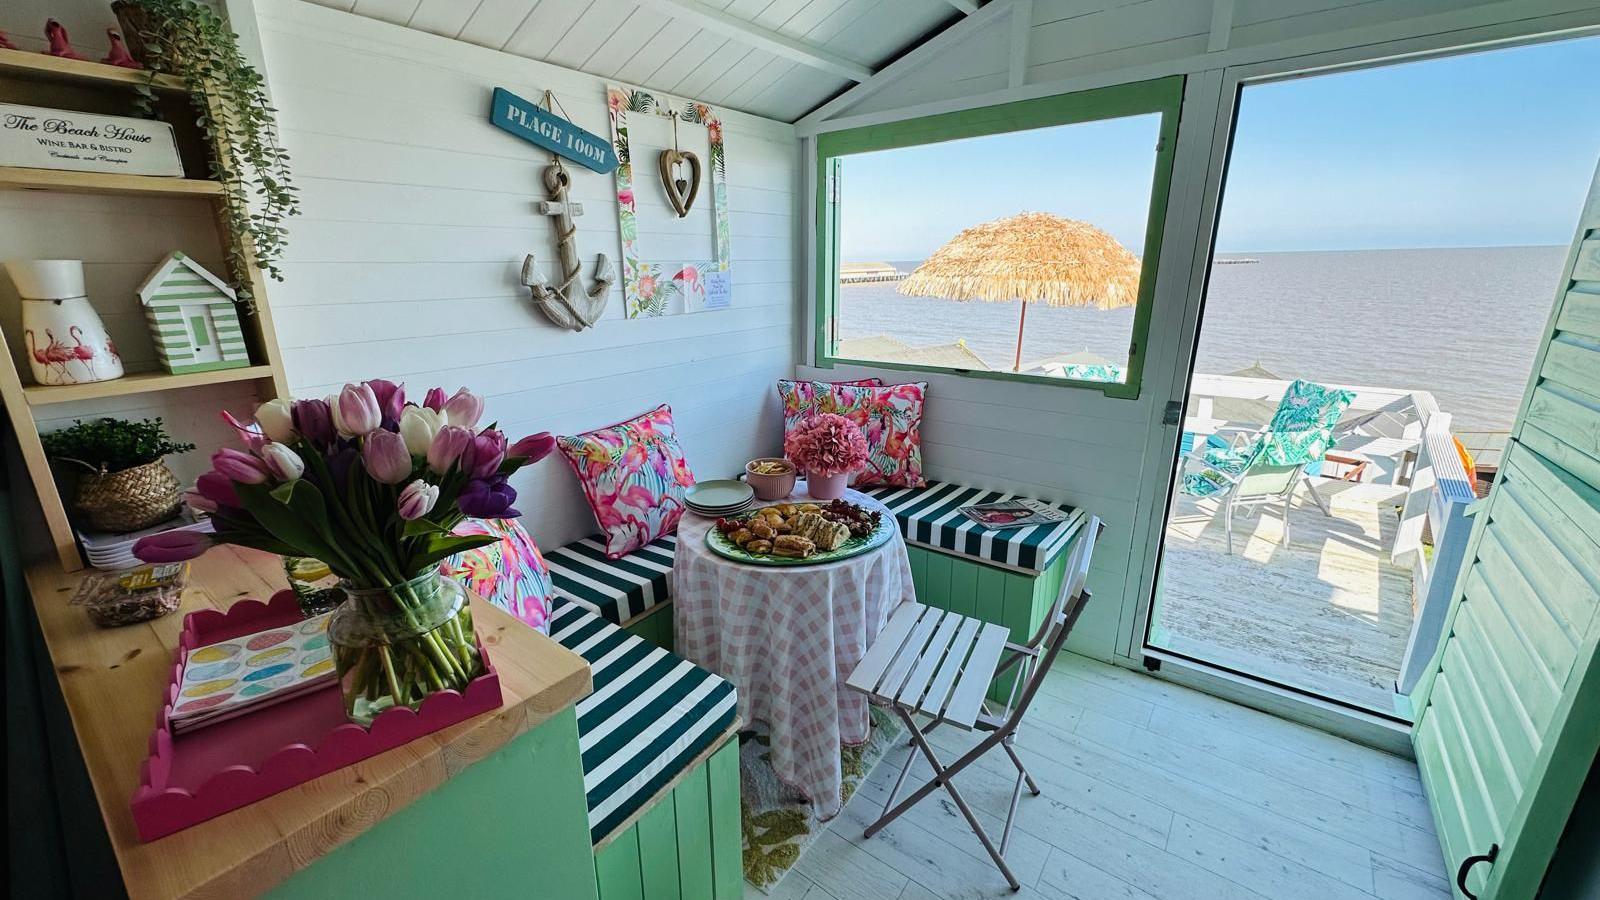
764,653,1447,899
1153,479,1416,713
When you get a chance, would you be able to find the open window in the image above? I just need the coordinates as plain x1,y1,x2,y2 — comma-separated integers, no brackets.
814,76,1183,398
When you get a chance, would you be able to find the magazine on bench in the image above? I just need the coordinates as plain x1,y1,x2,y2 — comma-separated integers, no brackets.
959,499,1069,530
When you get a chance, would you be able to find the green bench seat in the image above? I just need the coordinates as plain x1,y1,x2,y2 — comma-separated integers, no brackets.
545,535,676,629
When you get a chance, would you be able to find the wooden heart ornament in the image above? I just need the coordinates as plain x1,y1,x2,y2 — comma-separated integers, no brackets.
658,149,701,218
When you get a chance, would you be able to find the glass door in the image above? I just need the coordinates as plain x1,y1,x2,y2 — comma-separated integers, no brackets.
1143,35,1600,717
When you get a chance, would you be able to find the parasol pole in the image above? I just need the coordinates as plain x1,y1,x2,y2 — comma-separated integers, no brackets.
1013,301,1028,372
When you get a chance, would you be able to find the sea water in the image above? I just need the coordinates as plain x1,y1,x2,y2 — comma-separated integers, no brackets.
836,246,1567,432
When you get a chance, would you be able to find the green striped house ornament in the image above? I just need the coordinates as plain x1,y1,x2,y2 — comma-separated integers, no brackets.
137,252,250,375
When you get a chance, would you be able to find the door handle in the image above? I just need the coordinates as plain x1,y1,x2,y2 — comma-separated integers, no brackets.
1455,843,1498,900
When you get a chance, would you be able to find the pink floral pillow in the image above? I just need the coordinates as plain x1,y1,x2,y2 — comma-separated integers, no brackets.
777,378,882,432
441,518,554,634
557,404,696,559
814,381,926,487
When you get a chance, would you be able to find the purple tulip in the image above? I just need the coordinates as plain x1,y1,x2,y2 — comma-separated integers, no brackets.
397,479,439,520
362,430,413,484
460,429,507,479
335,383,382,436
212,448,270,485
327,446,358,493
457,474,520,519
427,425,473,475
292,398,335,450
220,409,266,451
422,387,447,412
367,379,406,427
507,432,556,465
134,529,213,563
260,442,305,482
194,471,240,509
442,388,484,430
183,490,216,514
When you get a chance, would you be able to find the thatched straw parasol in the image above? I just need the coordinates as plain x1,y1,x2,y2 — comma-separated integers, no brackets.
898,212,1141,372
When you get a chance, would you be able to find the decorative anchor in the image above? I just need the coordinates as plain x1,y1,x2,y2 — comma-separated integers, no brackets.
520,154,615,331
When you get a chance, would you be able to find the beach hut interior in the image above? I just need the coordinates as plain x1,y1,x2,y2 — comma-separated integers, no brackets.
3,1,1599,898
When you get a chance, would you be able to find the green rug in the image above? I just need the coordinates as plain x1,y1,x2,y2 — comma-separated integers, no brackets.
741,706,905,892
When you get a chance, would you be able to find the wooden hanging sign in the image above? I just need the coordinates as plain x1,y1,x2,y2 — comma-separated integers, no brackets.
488,87,616,174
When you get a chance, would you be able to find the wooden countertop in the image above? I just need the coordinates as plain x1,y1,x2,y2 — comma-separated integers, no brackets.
25,546,593,900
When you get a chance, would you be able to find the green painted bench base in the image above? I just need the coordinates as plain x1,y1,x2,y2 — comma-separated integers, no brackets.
622,602,675,651
594,736,743,900
906,543,1069,701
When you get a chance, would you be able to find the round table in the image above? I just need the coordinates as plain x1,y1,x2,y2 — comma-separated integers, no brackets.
671,487,915,819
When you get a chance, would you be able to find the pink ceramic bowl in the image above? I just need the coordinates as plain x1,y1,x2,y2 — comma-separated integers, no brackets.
745,458,797,501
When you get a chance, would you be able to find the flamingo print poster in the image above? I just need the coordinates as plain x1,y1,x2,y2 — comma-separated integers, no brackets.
606,85,732,318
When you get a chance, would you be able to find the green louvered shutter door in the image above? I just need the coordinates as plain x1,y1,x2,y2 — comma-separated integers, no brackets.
1411,163,1600,900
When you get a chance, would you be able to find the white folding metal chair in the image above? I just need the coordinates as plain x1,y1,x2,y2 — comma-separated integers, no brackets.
844,518,1102,891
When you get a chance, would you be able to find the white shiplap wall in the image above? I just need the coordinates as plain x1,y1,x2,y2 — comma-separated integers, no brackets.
254,0,801,550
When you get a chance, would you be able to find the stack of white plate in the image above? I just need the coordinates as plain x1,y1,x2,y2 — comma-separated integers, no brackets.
685,480,755,518
78,507,215,570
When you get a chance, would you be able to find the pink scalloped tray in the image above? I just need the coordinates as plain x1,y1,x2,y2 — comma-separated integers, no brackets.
132,590,503,842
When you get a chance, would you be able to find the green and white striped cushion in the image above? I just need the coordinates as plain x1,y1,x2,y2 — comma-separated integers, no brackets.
864,481,1086,572
545,534,676,625
550,599,738,844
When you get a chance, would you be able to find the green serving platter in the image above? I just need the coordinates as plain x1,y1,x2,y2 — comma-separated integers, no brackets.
705,503,896,567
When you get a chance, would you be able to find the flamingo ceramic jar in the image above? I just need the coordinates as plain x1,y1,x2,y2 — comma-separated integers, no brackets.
6,259,124,386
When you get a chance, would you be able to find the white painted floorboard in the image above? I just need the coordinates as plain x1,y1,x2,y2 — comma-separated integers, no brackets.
751,652,1451,900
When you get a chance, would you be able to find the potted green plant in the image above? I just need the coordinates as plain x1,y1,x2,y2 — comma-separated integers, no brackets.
113,0,299,309
42,417,196,532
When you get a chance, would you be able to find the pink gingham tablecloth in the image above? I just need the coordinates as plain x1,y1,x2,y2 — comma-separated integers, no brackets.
672,488,915,819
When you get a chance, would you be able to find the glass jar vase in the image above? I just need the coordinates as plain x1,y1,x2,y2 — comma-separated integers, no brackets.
328,571,482,726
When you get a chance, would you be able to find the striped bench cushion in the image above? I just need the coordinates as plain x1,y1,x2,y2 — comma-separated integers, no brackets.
550,599,738,845
864,481,1086,572
544,534,677,625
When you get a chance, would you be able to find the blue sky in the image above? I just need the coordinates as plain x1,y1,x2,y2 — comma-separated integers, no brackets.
840,35,1600,259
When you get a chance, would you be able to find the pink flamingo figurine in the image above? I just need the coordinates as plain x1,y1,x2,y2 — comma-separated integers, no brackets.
44,19,88,61
0,30,18,51
102,29,140,69
68,325,99,378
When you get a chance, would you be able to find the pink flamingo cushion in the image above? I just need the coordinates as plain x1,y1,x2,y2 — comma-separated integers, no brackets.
813,381,926,488
777,377,882,433
557,404,697,559
441,517,554,634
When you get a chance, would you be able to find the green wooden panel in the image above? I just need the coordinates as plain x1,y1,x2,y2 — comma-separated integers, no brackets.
1555,287,1600,338
596,826,645,900
907,545,929,601
269,706,598,900
1413,165,1600,900
708,740,742,900
637,797,682,900
673,763,715,900
923,550,958,616
623,604,674,652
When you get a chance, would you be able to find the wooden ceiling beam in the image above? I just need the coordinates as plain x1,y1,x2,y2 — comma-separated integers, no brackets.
634,0,874,81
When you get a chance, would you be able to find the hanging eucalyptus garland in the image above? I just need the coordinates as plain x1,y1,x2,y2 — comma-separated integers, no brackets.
118,0,299,311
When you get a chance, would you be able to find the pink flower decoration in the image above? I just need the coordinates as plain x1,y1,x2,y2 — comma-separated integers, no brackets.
784,413,868,478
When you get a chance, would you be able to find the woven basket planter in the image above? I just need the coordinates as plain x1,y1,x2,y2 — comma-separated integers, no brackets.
75,459,182,533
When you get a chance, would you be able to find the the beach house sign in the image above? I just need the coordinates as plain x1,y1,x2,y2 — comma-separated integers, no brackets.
489,87,616,174
0,102,182,177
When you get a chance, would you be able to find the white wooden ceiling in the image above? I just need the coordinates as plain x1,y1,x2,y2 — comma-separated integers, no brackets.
307,0,959,121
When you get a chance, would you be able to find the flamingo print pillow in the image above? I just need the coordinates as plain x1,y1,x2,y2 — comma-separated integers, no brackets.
557,404,696,559
814,381,927,488
776,377,882,431
441,518,554,634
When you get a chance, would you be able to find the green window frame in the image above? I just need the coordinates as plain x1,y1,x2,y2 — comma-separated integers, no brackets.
813,75,1184,399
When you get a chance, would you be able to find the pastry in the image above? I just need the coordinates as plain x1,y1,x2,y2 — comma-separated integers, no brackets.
731,528,754,547
746,539,773,555
773,534,815,558
749,521,776,540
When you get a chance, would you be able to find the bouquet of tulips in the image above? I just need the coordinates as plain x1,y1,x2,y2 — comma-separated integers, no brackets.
136,379,555,720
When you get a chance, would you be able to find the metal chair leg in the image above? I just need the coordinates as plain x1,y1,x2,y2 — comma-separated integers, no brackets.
1302,472,1332,516
1001,739,1040,796
1224,494,1236,554
865,707,1022,892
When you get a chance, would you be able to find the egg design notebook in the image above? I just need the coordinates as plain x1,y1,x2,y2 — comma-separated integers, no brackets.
169,613,336,733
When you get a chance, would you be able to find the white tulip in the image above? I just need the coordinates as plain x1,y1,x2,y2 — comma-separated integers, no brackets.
399,406,444,457
260,442,305,482
255,398,297,443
